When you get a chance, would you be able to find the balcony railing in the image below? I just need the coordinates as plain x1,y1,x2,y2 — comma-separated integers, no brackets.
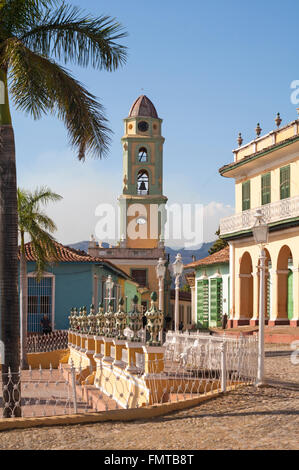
220,195,299,236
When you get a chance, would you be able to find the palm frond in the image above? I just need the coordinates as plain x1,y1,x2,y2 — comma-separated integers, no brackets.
17,186,62,278
31,211,57,233
29,186,63,207
2,39,112,159
0,0,53,40
20,3,128,71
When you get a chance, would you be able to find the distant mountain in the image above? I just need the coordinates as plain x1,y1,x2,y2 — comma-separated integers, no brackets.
68,240,215,266
165,242,214,266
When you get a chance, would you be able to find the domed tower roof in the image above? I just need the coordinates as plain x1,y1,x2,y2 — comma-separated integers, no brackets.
129,95,159,119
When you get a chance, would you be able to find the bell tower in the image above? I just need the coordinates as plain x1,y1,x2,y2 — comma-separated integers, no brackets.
119,95,168,249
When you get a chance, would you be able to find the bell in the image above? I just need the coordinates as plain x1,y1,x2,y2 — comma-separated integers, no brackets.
139,181,147,191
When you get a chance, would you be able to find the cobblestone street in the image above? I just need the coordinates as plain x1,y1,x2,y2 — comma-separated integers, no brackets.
0,347,298,450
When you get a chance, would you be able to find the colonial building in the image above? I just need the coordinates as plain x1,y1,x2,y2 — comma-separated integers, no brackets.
88,95,171,315
20,241,138,333
185,247,230,329
219,113,299,328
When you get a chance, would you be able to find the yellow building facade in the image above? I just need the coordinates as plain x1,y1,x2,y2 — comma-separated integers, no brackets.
220,115,299,328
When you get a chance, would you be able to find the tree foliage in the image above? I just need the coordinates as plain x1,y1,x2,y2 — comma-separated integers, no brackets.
18,186,62,277
0,0,127,159
208,228,228,256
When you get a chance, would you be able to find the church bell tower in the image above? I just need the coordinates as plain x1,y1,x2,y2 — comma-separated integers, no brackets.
119,95,168,249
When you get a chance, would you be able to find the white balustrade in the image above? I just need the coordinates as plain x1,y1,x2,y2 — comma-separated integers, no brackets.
220,196,299,236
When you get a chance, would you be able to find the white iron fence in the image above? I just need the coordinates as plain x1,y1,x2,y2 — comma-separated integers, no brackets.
0,333,259,418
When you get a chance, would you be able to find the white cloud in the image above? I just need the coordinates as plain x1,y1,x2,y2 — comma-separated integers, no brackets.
17,150,235,248
203,201,234,242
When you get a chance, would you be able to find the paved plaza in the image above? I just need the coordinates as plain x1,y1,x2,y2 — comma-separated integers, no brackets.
0,345,297,450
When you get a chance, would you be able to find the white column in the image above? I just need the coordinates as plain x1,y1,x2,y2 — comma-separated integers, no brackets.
158,277,164,312
257,248,266,386
229,243,235,320
175,275,180,332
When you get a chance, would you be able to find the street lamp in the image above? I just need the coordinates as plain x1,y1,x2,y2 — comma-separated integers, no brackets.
172,253,184,332
156,258,166,312
156,258,166,343
252,209,269,387
105,275,115,307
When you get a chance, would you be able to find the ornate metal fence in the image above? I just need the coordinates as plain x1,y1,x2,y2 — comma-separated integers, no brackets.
0,294,259,419
27,330,68,353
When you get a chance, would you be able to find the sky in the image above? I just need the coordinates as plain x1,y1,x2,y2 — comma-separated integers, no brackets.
14,0,299,248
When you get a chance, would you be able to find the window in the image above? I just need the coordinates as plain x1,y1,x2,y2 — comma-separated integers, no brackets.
261,173,271,205
27,276,53,333
138,147,148,163
131,269,147,287
280,165,290,200
242,181,251,211
137,170,149,195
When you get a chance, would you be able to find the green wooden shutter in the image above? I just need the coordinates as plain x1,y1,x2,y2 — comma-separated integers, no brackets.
261,173,271,205
210,278,223,327
242,181,251,211
280,166,290,200
197,280,209,329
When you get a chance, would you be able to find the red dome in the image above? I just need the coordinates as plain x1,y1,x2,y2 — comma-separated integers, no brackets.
129,95,158,118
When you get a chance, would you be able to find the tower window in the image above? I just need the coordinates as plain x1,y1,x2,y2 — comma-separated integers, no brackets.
138,147,148,162
137,170,149,195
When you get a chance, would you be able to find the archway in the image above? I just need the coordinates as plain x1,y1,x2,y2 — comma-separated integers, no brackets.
138,147,148,163
276,245,293,323
257,249,272,323
239,252,253,323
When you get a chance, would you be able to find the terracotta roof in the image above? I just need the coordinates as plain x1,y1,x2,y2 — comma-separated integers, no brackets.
19,241,132,280
184,246,230,269
129,95,159,119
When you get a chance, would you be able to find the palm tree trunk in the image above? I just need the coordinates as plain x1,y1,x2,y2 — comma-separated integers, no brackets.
0,69,21,418
20,239,29,370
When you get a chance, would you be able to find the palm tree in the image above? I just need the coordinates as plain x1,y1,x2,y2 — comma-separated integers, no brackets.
18,186,62,370
0,0,127,417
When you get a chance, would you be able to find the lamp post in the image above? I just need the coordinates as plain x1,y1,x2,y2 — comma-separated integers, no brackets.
105,275,115,307
172,253,184,332
156,258,166,312
252,209,269,387
156,258,166,343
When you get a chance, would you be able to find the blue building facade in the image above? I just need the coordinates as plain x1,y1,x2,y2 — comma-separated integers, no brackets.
21,242,138,333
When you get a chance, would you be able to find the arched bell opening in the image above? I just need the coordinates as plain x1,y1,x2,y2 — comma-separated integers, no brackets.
138,147,148,163
137,170,149,195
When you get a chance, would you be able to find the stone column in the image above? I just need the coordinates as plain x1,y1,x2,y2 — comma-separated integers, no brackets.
102,337,114,363
125,342,144,373
113,339,127,368
291,267,299,327
80,334,87,353
228,243,235,328
94,335,104,360
142,346,165,376
75,332,81,351
190,285,196,325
